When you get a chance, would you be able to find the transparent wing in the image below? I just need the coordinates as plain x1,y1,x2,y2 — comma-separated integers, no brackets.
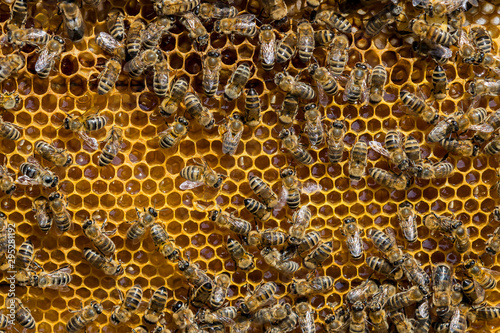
27,156,44,169
17,175,41,186
275,186,288,212
261,39,276,65
369,141,391,158
346,234,363,256
78,131,99,151
469,123,494,132
428,45,453,59
25,30,50,45
180,180,205,190
298,310,315,331
399,215,416,241
35,49,55,72
302,181,319,194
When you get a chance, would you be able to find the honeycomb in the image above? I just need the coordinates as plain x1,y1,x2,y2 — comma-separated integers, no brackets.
1,0,500,331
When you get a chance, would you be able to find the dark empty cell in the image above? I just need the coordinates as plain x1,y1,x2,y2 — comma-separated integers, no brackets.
169,53,184,69
246,78,264,95
78,52,95,68
354,31,370,50
69,75,87,96
177,32,193,53
51,76,67,95
130,111,148,128
128,0,143,16
411,60,426,83
160,34,176,52
26,53,38,75
61,55,79,76
41,94,57,112
33,77,49,95
130,78,145,92
185,53,202,75
347,49,362,68
138,92,158,111
210,34,227,49
238,44,254,59
17,75,32,95
449,82,464,99
121,94,137,111
391,61,410,85
221,47,238,66
381,51,398,67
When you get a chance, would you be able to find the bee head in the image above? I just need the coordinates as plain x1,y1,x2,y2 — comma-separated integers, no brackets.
352,302,364,312
275,16,288,26
324,315,335,324
342,216,355,224
207,50,220,58
213,175,224,188
63,117,71,130
308,64,319,75
6,184,16,195
464,259,475,269
356,63,367,70
209,208,220,222
332,121,344,129
399,200,413,209
274,73,285,85
178,260,190,271
148,207,158,217
115,265,124,275
304,103,316,112
472,144,480,157
93,302,103,314
64,155,73,167
178,117,189,127
486,246,497,255
48,192,61,201
172,301,184,313
82,218,94,230
279,129,290,139
280,167,294,178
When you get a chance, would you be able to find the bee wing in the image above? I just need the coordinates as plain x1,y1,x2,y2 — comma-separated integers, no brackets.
298,310,315,330
180,180,205,190
399,215,416,240
261,38,276,64
27,156,43,168
275,185,288,211
346,234,363,254
428,45,453,59
25,30,50,44
78,131,99,151
469,123,494,132
17,175,41,186
302,181,319,194
35,49,54,72
412,0,425,6
369,141,391,158
479,266,500,278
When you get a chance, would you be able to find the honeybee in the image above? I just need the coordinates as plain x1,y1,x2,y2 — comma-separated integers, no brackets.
414,301,431,333
297,20,314,63
32,196,52,233
405,137,423,162
314,30,335,46
344,62,370,104
95,31,126,60
401,254,431,294
367,228,404,265
302,104,325,147
432,263,452,315
214,14,257,38
111,285,143,325
97,57,121,95
431,64,448,100
470,304,500,321
275,72,315,100
279,128,314,165
368,283,396,332
246,227,287,248
18,157,58,188
184,92,215,129
411,159,454,179
210,272,231,308
386,285,425,310
15,239,35,272
153,0,200,16
366,255,403,280
178,259,213,289
150,222,180,261
221,114,244,155
83,248,123,275
153,52,170,97
158,117,189,150
485,226,500,256
18,266,72,289
98,126,123,167
126,207,158,240
470,26,492,54
82,218,116,256
127,19,146,58
0,92,20,110
244,88,261,126
323,303,349,333
349,141,368,181
4,27,50,48
0,164,16,195
369,65,387,104
326,34,349,76
326,120,346,164
423,212,460,233
397,201,417,243
369,167,412,191
341,216,363,259
35,36,65,78
57,0,84,41
259,25,276,71
412,39,452,64
260,0,287,24
410,19,455,47
365,4,403,37
346,279,379,304
464,259,497,290
66,300,103,333
12,298,36,329
180,157,225,190
279,167,301,210
159,77,189,118
180,12,209,48
202,50,221,97
370,130,410,171
303,241,332,270
198,3,237,20
315,10,352,33
276,32,297,64
417,0,470,17
254,302,290,325
244,198,271,221
192,282,212,308
125,49,160,78
35,140,72,167
197,307,238,327
287,205,311,245
227,237,255,270
0,53,25,84
107,9,125,42
144,287,168,325
389,310,413,333
224,63,251,102
295,301,315,333
48,191,71,232
63,107,107,150
400,91,439,124
248,175,278,209
290,274,334,296
9,0,27,27
277,93,299,125
208,206,251,235
461,279,484,305
349,301,367,333
172,301,206,333
440,138,479,157
308,64,339,96
240,282,277,314
284,230,321,259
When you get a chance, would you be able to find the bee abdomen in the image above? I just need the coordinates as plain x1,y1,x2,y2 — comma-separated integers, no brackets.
286,188,301,209
85,116,107,131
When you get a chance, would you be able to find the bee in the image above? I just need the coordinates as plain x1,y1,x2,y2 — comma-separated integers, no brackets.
314,30,334,46
471,26,492,54
227,237,254,270
401,254,431,294
35,36,65,78
248,175,278,209
389,310,413,333
210,272,231,308
326,120,346,164
369,168,412,191
159,77,189,118
96,31,126,60
244,198,271,221
279,128,314,165
369,65,387,104
343,62,370,104
470,304,500,321
240,282,277,314
221,114,244,155
485,226,500,256
323,303,349,333
198,3,238,20
367,283,396,332
158,117,189,150
48,192,71,232
277,93,299,125
97,126,122,166
208,207,251,235
202,50,221,98
349,141,368,181
180,157,225,190
287,206,311,245
127,19,146,58
150,222,180,261
126,207,158,240
180,12,209,47
366,255,403,279
184,92,215,129
17,266,72,288
414,301,431,333
246,227,287,247
192,282,213,308
259,25,276,71
260,0,287,24
254,303,290,325
97,57,121,96
365,4,403,37
451,283,464,307
153,52,170,97
297,20,314,63
440,138,479,157
153,0,200,16
197,307,238,326
301,104,325,147
12,298,35,329
214,14,258,38
400,91,439,124
410,19,455,47
275,73,316,99
276,32,297,64
63,107,107,150
172,301,205,333
4,27,50,48
295,301,315,333
308,64,339,96
15,240,35,272
326,34,349,76
279,167,301,210
315,10,352,33
107,9,125,42
244,88,261,126
432,263,453,315
125,49,160,78
418,0,469,17
0,164,16,195
57,0,84,41
290,230,322,258
18,157,58,188
367,228,404,265
346,279,379,304
0,91,20,110
341,216,363,259
462,279,485,305
34,140,72,167
423,212,461,233
82,218,116,256
464,259,497,290
386,285,425,310
0,53,25,84
32,196,52,233
397,201,417,243
9,0,27,27
110,285,143,325
303,241,332,270
224,63,251,102
431,64,448,100
290,274,334,296
83,248,123,275
349,301,367,333
404,135,421,162
412,40,452,64
370,130,410,171
448,304,469,333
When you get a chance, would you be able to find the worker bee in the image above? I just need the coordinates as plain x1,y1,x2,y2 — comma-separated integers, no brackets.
349,301,367,333
369,65,387,104
389,310,413,333
15,240,35,272
288,206,311,245
260,0,287,24
400,91,440,124
464,259,498,290
18,266,73,289
303,241,332,270
368,282,396,322
387,285,425,311
208,206,251,235
150,222,180,261
57,0,84,41
227,237,255,270
178,259,213,289
448,304,470,333
323,303,349,333
35,36,65,78
370,130,410,171
410,19,455,47
397,201,417,243
327,120,345,164
346,279,379,304
180,157,225,190
367,228,404,265
48,191,72,232
432,65,447,100
308,64,339,96
209,272,231,309
202,50,221,97
0,91,20,110
344,62,370,104
277,93,299,125
82,218,116,257
412,39,453,64
32,196,52,232
349,141,368,181
98,126,123,167
246,227,287,247
484,135,500,155
369,167,412,191
470,26,492,54
295,301,315,333
290,274,334,296
0,53,25,84
126,207,158,241
192,282,213,308
440,138,479,157
224,63,251,102
365,4,403,37
153,52,170,97
153,0,200,16
413,301,431,333
180,12,209,48
95,31,126,60
214,14,258,38
83,248,123,275
368,297,389,333
110,285,143,325
158,117,189,150
423,212,461,233
470,304,500,321
259,25,276,71
197,307,238,327
401,254,431,294
279,167,301,210
184,92,215,129
0,164,15,195
172,301,205,333
366,255,403,280
198,3,237,20
125,49,160,78
279,128,314,165
144,287,168,325
283,230,321,260
159,77,189,118
314,30,335,46
66,300,103,333
462,279,485,305
275,73,315,100
341,216,363,259
35,140,72,167
97,57,121,95
432,263,452,315
297,20,314,63
127,19,146,58
416,0,470,17
315,10,352,33
221,114,244,155
326,34,349,76
411,159,454,179
276,32,297,64
18,157,58,188
485,226,500,256
248,175,278,209
303,103,325,148
4,27,50,48
244,198,271,221
12,298,36,329
240,282,277,314
63,107,107,150
244,88,261,126
9,0,27,27
106,9,125,42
